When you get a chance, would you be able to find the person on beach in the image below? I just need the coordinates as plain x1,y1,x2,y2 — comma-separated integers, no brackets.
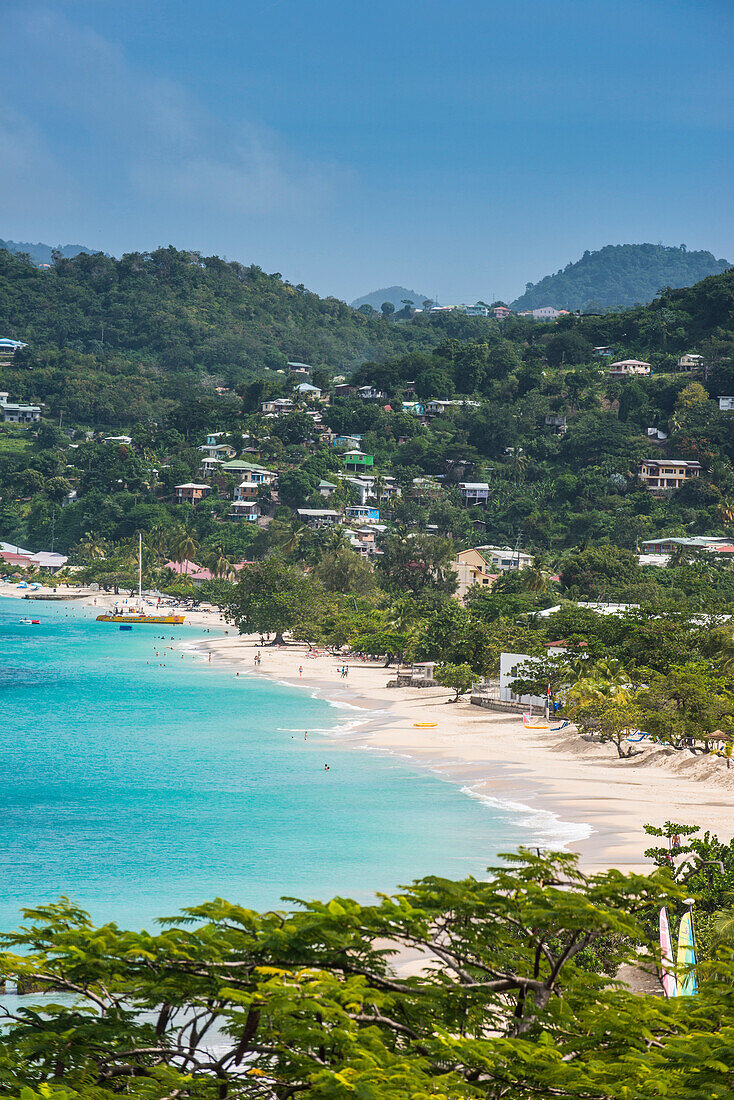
299,665,303,677
304,731,308,740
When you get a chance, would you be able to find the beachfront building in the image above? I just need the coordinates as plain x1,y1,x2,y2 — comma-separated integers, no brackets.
459,482,490,507
296,508,343,530
0,391,41,424
174,483,211,505
637,459,702,493
608,359,651,378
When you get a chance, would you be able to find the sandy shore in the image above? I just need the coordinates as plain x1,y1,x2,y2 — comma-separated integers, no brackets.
4,581,732,872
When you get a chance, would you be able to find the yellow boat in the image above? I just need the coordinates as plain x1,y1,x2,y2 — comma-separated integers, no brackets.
95,536,185,625
96,612,185,625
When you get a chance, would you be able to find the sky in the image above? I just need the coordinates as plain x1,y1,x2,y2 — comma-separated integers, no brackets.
2,0,733,303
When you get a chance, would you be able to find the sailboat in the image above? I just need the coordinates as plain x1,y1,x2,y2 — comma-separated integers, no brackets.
96,534,185,625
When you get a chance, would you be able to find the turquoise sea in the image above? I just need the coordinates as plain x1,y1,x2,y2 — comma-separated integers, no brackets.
0,596,550,932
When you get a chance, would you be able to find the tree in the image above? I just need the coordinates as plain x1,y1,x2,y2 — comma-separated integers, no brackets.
2,846,721,1100
380,301,395,318
560,544,641,596
545,331,594,368
225,556,316,645
569,695,645,758
435,661,476,701
377,532,457,596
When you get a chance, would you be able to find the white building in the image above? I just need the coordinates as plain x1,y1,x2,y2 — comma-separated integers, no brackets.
0,391,41,424
531,307,564,321
608,359,651,378
718,397,734,411
678,353,705,371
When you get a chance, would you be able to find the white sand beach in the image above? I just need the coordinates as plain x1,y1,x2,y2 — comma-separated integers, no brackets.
4,581,732,872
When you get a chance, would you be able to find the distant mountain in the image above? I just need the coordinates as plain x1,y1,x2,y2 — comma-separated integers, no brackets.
0,238,101,266
351,286,432,311
511,243,731,313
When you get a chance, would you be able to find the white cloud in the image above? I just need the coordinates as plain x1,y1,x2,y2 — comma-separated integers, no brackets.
4,4,346,226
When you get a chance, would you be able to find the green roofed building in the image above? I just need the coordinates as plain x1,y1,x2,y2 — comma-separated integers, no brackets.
342,449,374,471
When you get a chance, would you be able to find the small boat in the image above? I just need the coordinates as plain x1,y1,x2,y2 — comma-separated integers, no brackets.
523,713,570,732
96,534,185,626
119,624,133,631
19,617,33,624
31,619,40,624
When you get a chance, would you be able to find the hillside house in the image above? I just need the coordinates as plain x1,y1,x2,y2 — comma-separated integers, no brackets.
318,479,337,497
453,545,533,600
287,361,312,375
230,500,260,523
342,449,374,472
411,477,443,499
356,385,386,401
718,397,734,411
544,414,567,434
345,505,380,525
233,466,276,500
678,353,705,372
641,536,731,555
459,482,490,506
175,483,211,505
493,305,511,319
608,359,651,378
465,304,489,317
293,382,323,400
638,459,701,492
296,508,343,529
261,398,294,415
200,456,224,477
0,391,41,424
331,433,362,448
0,338,27,367
531,307,564,320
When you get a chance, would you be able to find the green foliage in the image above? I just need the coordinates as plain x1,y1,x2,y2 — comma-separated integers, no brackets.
0,847,712,1100
512,243,731,312
224,556,317,643
434,661,477,700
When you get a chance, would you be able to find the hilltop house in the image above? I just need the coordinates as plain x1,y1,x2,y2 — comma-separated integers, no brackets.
0,391,41,424
637,459,701,492
493,305,511,319
608,359,651,378
531,307,564,321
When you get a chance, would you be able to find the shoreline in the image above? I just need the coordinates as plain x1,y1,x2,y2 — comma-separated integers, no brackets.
4,583,733,873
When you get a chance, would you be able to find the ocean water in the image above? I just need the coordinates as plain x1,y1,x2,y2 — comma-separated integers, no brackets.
0,596,557,932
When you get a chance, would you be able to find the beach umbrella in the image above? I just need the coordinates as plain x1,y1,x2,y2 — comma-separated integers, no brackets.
676,902,698,997
659,907,677,998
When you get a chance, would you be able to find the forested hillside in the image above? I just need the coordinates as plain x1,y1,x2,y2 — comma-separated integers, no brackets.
0,247,440,423
512,244,731,312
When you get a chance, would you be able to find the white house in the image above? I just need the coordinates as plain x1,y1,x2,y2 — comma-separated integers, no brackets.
261,398,294,415
608,359,651,378
531,307,564,321
0,391,41,424
293,382,322,399
678,353,705,371
718,397,734,412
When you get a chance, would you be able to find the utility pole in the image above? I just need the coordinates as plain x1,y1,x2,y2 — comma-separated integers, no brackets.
50,509,56,553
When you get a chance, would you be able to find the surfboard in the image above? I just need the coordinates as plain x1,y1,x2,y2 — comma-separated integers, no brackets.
676,910,698,997
659,907,677,998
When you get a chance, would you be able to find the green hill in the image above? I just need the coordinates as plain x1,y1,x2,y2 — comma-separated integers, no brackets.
0,245,439,371
351,286,432,311
511,243,730,312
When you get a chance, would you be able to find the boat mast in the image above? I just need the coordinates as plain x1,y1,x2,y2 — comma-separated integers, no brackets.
138,532,142,603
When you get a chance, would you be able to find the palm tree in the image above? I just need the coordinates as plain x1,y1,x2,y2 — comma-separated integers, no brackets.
522,558,554,603
568,658,633,707
208,546,233,579
171,528,199,574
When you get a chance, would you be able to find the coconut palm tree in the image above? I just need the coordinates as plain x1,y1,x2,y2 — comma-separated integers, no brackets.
171,528,199,574
568,658,633,707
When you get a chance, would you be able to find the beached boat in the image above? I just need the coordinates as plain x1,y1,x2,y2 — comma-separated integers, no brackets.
95,534,185,626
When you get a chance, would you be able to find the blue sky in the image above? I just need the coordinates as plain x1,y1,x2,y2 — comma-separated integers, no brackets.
3,0,732,302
